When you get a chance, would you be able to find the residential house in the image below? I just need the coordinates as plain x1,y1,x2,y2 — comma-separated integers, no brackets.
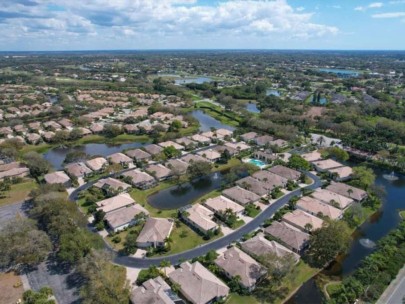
311,188,354,210
268,165,301,181
241,233,299,262
130,276,180,304
125,149,152,163
329,166,353,181
296,196,342,220
166,158,189,175
215,128,233,139
181,154,208,164
136,218,174,248
0,164,30,180
222,186,260,206
252,170,288,190
158,141,185,151
312,159,344,171
85,157,108,172
264,221,309,253
108,152,133,167
282,209,325,232
94,177,131,194
253,150,277,163
215,247,266,291
326,181,367,202
25,133,41,144
65,162,92,178
176,137,197,149
235,176,270,196
215,145,237,156
183,204,218,235
203,195,244,215
191,134,211,145
28,122,41,132
44,171,71,187
301,150,322,162
224,141,250,152
168,261,230,304
89,123,104,134
42,131,55,142
254,135,274,146
240,132,258,142
269,139,288,148
197,149,221,162
96,193,135,213
144,144,163,156
122,169,157,189
105,204,149,232
146,164,172,181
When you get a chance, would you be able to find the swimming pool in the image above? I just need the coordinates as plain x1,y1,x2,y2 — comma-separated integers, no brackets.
248,159,267,167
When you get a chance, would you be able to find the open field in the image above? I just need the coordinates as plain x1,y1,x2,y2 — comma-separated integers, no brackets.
0,179,37,207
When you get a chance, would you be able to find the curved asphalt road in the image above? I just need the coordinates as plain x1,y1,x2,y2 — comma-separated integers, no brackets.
69,169,321,268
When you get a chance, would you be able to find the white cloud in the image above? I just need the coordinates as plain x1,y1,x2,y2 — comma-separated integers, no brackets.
372,11,405,18
355,2,384,11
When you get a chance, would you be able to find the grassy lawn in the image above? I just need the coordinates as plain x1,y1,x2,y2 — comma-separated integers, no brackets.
193,189,222,204
325,282,342,298
105,224,144,251
214,158,242,172
226,293,259,304
0,179,37,207
245,204,261,218
162,222,223,256
20,143,53,154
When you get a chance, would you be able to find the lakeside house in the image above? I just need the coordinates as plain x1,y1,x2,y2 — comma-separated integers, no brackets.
121,169,157,189
301,150,322,162
44,171,71,187
296,196,343,220
85,157,108,172
240,132,258,142
253,150,277,163
282,209,325,232
107,152,133,166
65,162,93,178
235,176,270,196
311,188,354,210
105,204,149,232
202,195,244,215
222,186,260,206
143,144,163,156
0,162,30,180
125,148,152,163
158,141,185,151
241,232,300,262
264,221,309,253
96,193,135,213
197,149,221,163
168,261,230,304
215,247,267,291
326,181,368,202
166,159,189,175
136,217,174,248
145,164,172,181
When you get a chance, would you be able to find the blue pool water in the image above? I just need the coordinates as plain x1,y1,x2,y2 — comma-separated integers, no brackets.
248,159,266,167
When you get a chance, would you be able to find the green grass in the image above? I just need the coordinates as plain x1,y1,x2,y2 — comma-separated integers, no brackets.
105,224,144,251
195,101,241,127
20,143,54,155
0,179,38,207
162,222,223,256
193,189,222,204
400,210,405,220
245,204,261,218
213,158,242,172
326,282,342,298
226,293,259,304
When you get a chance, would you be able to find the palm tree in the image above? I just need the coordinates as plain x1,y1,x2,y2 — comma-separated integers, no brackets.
159,259,171,276
347,188,353,198
304,223,313,232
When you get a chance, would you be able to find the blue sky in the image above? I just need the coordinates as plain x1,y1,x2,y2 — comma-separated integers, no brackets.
0,0,404,51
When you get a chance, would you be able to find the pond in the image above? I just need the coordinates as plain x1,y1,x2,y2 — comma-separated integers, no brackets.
246,103,260,113
266,89,281,97
148,172,225,210
174,77,212,85
191,110,236,132
44,142,148,170
318,68,360,78
288,167,405,303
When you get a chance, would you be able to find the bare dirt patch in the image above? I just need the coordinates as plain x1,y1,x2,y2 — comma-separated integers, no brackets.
0,272,24,304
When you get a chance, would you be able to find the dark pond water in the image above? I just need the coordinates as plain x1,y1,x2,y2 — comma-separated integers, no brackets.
289,168,405,303
44,142,148,170
175,77,212,85
148,172,225,210
246,103,260,113
191,110,236,132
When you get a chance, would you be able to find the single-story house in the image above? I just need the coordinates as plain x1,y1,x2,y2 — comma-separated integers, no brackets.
269,139,288,148
215,128,233,139
301,150,322,162
282,209,325,232
235,176,270,196
44,171,71,187
93,177,131,194
181,153,208,164
105,204,149,232
96,193,135,213
215,247,267,291
311,188,354,210
254,135,274,146
136,217,174,248
240,132,258,142
252,170,288,190
89,123,104,133
264,221,309,253
191,134,211,145
241,232,300,262
42,131,55,142
203,195,244,215
131,276,180,304
296,196,343,220
253,151,277,163
107,153,133,166
65,162,92,178
121,169,157,189
0,166,30,180
197,149,221,162
268,165,301,181
312,159,344,171
25,133,42,145
125,149,152,162
168,261,230,304
326,181,367,202
222,186,260,206
143,144,163,156
175,137,197,149
166,158,189,175
329,166,353,181
85,157,108,172
145,164,172,181
158,141,185,151
183,204,218,235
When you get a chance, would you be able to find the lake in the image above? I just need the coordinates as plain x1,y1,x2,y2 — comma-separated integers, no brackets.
191,110,236,132
148,172,224,209
245,103,260,113
288,168,405,303
318,68,360,78
175,77,212,85
43,142,148,170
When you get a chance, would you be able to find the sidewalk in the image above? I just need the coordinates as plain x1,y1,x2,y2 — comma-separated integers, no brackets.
377,266,405,304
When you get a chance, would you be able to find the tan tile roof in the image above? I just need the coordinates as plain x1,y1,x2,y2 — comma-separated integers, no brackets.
329,166,353,179
125,148,151,160
144,144,163,155
105,204,149,230
65,162,92,177
312,159,344,170
264,221,309,252
108,152,133,164
252,170,288,189
85,157,108,171
268,165,301,181
282,209,325,231
235,176,269,196
326,181,367,201
296,196,342,220
301,150,322,162
122,169,155,185
136,218,174,244
186,204,218,233
96,193,135,213
203,195,244,214
44,171,71,184
131,276,176,304
168,261,230,304
222,186,260,205
94,177,131,191
311,188,354,209
146,164,172,179
215,247,266,288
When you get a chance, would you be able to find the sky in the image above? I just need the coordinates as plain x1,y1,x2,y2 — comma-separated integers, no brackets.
0,0,404,51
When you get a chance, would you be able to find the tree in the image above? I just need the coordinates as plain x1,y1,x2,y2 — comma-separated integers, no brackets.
322,146,350,161
351,166,376,190
104,124,122,138
169,120,182,132
220,149,231,163
305,220,352,268
78,250,130,304
23,151,52,178
187,161,212,180
159,260,171,276
288,154,311,171
163,146,181,159
64,151,88,164
0,218,51,271
136,265,161,285
69,128,83,140
23,287,55,304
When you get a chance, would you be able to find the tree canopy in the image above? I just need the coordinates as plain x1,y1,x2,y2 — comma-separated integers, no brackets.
187,161,212,180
